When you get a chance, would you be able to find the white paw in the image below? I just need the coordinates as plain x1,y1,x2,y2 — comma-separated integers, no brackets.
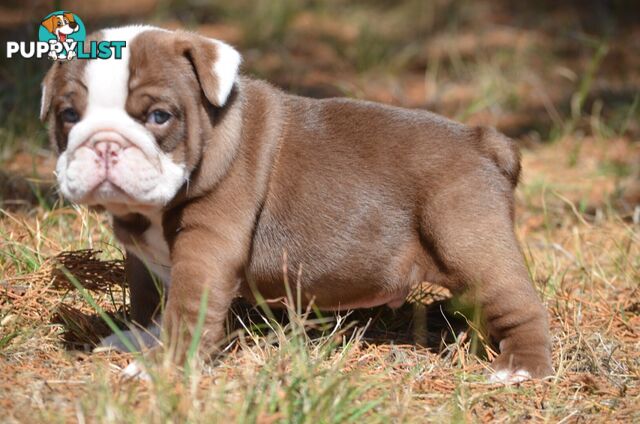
95,323,161,353
96,331,132,352
489,369,531,384
122,360,151,381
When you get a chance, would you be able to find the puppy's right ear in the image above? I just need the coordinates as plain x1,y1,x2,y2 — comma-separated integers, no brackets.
40,64,57,122
41,16,56,33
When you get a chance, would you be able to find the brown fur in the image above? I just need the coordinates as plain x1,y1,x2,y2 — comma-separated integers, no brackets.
42,29,553,377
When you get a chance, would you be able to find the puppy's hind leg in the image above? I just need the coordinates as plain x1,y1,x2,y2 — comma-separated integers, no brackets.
420,181,553,380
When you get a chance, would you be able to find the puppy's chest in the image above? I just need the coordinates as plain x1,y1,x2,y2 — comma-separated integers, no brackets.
112,213,172,285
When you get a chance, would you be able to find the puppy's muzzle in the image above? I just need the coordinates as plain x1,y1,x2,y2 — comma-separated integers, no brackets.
94,140,122,168
86,131,131,171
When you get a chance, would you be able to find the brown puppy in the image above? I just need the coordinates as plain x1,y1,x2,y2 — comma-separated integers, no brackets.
40,26,553,382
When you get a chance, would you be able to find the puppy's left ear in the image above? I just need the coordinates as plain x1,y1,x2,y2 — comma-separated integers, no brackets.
63,12,75,23
175,32,241,107
40,63,58,122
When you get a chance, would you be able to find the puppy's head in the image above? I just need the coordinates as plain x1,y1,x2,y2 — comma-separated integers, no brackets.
40,26,241,215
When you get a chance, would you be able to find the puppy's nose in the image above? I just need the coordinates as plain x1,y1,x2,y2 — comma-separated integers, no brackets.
93,140,123,167
69,22,78,29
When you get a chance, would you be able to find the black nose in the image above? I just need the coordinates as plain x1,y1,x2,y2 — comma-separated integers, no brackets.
69,22,78,29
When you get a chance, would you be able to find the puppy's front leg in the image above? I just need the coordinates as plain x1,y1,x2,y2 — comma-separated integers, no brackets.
161,220,249,366
99,253,163,352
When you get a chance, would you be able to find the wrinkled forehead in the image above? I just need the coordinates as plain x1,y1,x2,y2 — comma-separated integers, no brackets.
127,30,198,91
50,26,192,110
86,27,182,111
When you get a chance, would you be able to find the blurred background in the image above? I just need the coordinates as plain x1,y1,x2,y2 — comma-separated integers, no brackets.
1,0,639,218
1,4,639,418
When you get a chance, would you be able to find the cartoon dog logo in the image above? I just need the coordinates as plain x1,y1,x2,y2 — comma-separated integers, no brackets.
41,12,79,59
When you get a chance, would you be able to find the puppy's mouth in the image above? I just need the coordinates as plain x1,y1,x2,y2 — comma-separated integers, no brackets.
83,181,157,216
86,180,133,203
58,33,67,43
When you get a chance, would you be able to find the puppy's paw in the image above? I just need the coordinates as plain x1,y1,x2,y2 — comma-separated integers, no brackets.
488,368,531,384
121,347,167,382
95,324,161,353
490,349,553,382
96,331,133,352
122,360,151,381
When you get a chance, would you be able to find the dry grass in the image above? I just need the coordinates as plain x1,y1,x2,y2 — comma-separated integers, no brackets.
1,0,639,422
1,133,638,424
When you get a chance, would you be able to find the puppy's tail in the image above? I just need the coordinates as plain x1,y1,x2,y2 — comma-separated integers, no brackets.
474,126,521,187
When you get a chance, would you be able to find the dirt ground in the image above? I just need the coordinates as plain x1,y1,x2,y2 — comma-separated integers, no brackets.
1,1,639,422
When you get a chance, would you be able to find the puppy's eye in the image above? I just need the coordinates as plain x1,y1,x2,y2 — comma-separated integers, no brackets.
60,107,79,123
147,110,172,125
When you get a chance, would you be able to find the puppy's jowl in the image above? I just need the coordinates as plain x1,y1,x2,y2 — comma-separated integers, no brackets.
41,25,553,381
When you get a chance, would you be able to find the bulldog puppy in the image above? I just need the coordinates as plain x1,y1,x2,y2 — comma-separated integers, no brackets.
41,26,553,381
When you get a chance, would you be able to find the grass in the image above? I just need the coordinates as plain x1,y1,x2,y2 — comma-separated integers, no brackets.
1,0,640,422
1,121,638,424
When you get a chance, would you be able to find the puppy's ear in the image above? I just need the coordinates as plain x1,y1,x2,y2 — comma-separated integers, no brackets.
175,32,241,107
41,16,56,33
40,63,58,122
63,12,75,23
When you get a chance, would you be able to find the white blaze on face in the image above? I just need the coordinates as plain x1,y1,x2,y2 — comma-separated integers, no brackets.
56,25,187,213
